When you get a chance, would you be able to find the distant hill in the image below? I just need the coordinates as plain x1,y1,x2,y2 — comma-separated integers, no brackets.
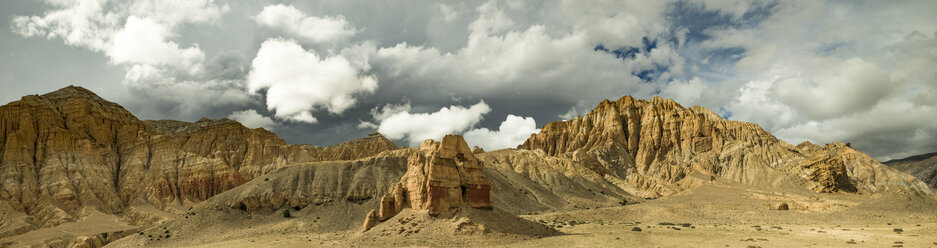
884,152,937,189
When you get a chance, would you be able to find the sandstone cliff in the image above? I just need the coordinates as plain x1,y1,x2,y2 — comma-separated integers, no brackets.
519,96,932,196
0,86,400,239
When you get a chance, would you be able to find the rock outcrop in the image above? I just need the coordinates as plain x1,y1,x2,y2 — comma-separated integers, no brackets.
0,86,401,238
802,155,857,193
362,135,493,232
518,95,932,196
309,132,399,161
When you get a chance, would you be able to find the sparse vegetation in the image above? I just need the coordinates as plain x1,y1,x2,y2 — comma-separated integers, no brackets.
282,209,292,218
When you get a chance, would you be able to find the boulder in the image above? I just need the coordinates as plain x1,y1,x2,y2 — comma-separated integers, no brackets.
774,202,789,210
378,196,395,221
361,210,378,232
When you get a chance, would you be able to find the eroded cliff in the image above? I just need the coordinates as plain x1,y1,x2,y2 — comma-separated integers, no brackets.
518,96,931,196
0,86,400,238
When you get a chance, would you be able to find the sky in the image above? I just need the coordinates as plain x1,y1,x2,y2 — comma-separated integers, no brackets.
1,0,935,161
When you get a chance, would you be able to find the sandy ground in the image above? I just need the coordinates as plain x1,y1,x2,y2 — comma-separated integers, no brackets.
509,222,937,248
107,220,937,247
5,174,932,247
104,181,937,247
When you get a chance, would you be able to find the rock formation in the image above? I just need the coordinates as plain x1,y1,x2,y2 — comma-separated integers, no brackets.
2,87,932,246
518,95,932,196
310,132,399,161
0,86,400,237
362,135,493,232
773,202,789,210
802,156,857,193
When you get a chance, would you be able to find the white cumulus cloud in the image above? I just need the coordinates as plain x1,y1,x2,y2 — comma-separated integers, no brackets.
228,109,277,130
247,38,378,123
375,101,491,147
108,16,205,73
10,0,238,119
255,4,357,44
464,115,540,151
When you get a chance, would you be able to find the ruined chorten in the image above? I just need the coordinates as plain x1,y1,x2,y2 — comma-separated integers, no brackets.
363,134,493,231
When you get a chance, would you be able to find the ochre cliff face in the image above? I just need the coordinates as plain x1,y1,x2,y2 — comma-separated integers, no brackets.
0,86,400,230
518,96,931,196
401,135,493,215
362,135,493,232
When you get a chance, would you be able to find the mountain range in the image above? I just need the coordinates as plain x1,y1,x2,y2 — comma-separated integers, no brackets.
0,86,934,247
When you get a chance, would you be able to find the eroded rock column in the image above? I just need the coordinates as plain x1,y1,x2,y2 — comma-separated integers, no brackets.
362,134,493,232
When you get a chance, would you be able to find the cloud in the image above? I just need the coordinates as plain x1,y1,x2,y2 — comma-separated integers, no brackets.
435,3,461,22
464,115,539,150
10,0,240,120
126,0,229,26
558,100,589,120
769,58,893,120
774,98,937,161
374,101,491,147
255,4,357,44
11,0,120,51
11,0,228,54
247,38,378,123
661,77,706,106
700,1,937,159
228,109,276,130
360,3,655,106
121,64,253,120
108,16,205,73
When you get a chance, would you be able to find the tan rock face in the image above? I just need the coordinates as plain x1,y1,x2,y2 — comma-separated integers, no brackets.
403,135,493,215
518,95,931,196
0,86,401,231
361,210,378,232
803,156,857,193
361,135,493,232
310,132,399,162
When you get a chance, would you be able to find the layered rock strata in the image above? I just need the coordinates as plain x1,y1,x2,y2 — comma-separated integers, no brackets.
362,135,493,232
0,86,400,234
518,96,932,196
